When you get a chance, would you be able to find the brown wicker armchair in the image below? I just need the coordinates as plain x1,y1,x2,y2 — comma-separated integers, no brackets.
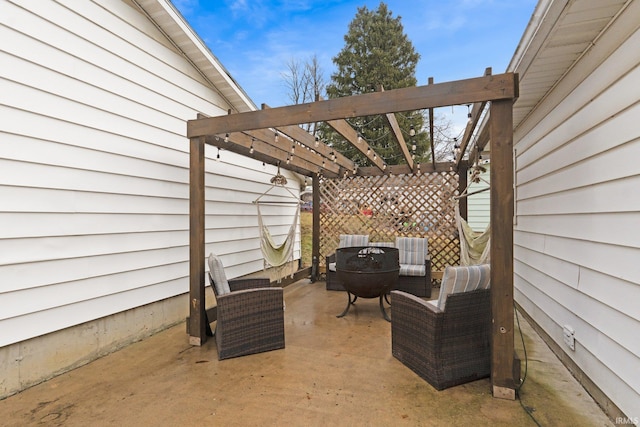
207,253,285,360
391,264,491,390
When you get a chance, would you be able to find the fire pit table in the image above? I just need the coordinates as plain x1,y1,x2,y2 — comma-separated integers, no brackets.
335,246,399,321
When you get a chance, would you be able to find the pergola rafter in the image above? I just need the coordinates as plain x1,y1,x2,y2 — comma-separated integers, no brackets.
211,132,340,177
377,85,415,170
469,118,491,164
314,96,387,173
187,72,519,400
456,68,492,167
325,118,388,172
262,104,357,174
383,111,414,169
247,127,341,175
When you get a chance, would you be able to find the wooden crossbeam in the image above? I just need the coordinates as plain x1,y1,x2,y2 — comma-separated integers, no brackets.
262,104,356,174
383,112,414,169
314,96,386,172
325,118,387,172
245,127,341,175
468,121,490,164
206,133,340,177
187,73,519,137
377,85,414,170
275,123,355,173
358,161,457,176
456,68,492,167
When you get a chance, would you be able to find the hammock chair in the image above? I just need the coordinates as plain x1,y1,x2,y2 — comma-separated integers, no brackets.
254,171,300,282
455,204,490,266
454,165,491,266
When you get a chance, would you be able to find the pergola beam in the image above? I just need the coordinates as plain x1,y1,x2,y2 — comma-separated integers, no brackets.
207,134,338,177
314,96,386,172
245,127,341,175
469,121,490,164
377,85,414,170
275,123,354,173
383,112,414,169
187,73,519,137
325,118,387,172
262,104,356,173
358,161,458,176
456,68,492,167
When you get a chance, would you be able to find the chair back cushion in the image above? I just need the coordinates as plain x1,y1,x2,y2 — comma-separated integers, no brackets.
339,234,369,248
395,237,428,265
208,253,231,296
436,264,490,310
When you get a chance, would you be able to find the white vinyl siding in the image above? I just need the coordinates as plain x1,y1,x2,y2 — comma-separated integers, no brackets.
466,165,490,232
0,0,300,348
513,2,640,418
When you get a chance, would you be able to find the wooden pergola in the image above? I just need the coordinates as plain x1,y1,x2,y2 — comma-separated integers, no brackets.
186,72,519,399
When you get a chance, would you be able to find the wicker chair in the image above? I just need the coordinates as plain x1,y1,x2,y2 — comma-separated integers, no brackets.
207,253,285,360
325,234,369,291
391,264,491,390
395,237,432,297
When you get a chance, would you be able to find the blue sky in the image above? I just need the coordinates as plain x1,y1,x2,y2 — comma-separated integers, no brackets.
173,0,537,133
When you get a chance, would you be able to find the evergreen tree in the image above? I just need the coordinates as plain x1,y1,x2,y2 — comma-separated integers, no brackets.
323,2,429,166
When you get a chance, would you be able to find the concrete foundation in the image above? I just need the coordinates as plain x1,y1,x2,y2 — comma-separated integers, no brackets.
0,292,192,399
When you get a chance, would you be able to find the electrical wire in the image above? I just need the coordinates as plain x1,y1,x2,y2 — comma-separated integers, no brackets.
515,303,543,427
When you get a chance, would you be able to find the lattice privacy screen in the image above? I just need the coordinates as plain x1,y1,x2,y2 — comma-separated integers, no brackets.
319,171,461,275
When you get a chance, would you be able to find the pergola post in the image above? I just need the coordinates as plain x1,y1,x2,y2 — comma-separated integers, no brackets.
457,163,468,220
311,173,321,282
189,136,207,346
489,99,515,399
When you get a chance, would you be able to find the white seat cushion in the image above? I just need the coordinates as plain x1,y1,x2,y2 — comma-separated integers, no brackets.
436,264,490,311
399,263,426,277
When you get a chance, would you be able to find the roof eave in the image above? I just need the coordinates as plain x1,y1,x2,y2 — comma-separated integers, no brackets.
134,0,257,113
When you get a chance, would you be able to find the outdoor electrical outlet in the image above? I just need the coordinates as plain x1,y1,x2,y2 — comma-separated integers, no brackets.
563,325,575,351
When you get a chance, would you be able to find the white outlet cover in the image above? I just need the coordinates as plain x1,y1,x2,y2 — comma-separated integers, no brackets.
563,325,575,351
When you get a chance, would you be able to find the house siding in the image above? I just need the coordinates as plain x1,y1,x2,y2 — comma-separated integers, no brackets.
466,164,490,232
0,0,300,357
514,1,640,418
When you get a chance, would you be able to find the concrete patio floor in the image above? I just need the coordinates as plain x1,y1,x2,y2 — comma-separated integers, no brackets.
0,279,613,426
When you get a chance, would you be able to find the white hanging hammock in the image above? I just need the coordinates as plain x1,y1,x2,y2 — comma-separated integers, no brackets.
453,163,491,265
455,204,490,266
254,171,300,282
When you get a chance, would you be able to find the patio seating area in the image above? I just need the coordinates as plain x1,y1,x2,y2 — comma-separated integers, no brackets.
0,279,612,426
326,235,432,298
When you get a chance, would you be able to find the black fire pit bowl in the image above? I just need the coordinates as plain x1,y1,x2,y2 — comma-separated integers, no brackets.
336,246,399,298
